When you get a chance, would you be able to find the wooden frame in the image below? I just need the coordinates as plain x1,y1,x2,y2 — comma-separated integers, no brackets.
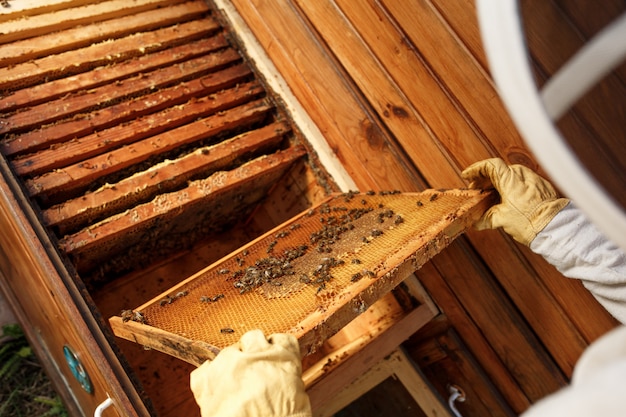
313,348,452,417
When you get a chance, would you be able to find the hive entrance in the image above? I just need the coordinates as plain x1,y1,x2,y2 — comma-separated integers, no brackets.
109,189,494,366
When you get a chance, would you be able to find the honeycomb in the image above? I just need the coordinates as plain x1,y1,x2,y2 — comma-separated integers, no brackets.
110,189,494,363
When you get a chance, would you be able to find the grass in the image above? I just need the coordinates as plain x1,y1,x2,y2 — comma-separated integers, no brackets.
0,324,68,417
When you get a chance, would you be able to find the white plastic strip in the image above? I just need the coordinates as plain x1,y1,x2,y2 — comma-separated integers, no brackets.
541,12,626,120
476,0,626,251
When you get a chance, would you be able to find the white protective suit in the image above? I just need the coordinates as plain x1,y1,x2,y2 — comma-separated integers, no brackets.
522,202,626,417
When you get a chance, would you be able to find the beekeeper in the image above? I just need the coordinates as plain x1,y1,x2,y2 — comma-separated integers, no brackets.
190,157,626,417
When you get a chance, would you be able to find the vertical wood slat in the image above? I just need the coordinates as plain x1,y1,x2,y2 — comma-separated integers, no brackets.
295,0,481,188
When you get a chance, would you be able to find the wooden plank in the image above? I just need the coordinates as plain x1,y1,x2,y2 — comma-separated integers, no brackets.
430,1,488,71
414,264,533,413
0,1,210,65
295,0,476,188
0,35,230,114
0,0,187,45
0,17,220,91
3,62,251,159
426,240,568,401
408,329,516,417
378,0,531,174
228,0,424,192
306,304,436,412
25,98,271,203
61,147,306,273
2,48,243,137
553,0,626,82
43,121,291,234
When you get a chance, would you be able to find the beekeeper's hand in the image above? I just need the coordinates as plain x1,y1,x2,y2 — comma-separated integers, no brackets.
462,158,568,246
190,329,312,417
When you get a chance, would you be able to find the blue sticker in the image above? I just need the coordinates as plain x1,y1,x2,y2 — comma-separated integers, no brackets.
63,345,93,394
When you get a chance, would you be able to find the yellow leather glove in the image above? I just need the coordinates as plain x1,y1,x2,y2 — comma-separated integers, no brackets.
190,330,312,417
461,158,569,246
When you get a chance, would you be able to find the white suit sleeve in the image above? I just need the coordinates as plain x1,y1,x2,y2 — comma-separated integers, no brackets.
530,202,626,324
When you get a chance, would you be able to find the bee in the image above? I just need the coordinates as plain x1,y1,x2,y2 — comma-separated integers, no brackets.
417,200,423,207
133,311,146,324
366,190,376,196
212,294,224,302
429,193,439,202
200,296,211,303
289,223,301,230
175,290,188,298
363,270,376,278
371,229,383,237
121,310,146,324
266,240,277,253
351,258,362,264
242,249,249,256
394,215,404,225
220,328,235,334
121,310,134,322
275,230,289,239
159,296,174,306
351,272,363,282
218,268,230,275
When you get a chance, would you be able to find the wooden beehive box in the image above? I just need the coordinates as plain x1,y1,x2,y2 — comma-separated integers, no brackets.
0,1,621,417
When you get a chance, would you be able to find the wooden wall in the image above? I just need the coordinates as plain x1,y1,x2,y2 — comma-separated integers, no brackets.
221,0,622,415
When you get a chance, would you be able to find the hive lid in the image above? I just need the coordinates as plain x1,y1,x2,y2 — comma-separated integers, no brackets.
109,189,494,365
